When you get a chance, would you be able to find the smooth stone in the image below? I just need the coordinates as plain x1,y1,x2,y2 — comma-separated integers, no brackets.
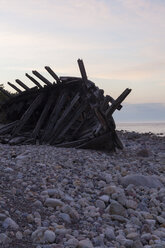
96,200,105,209
45,198,63,208
108,201,127,217
16,231,23,239
66,238,79,247
111,214,127,223
78,238,94,248
3,217,19,230
126,232,139,240
43,230,56,243
120,174,163,188
105,227,115,240
59,213,71,224
99,195,110,203
125,199,138,209
0,233,11,244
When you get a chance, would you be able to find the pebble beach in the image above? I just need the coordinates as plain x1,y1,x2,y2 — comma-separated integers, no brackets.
0,131,165,248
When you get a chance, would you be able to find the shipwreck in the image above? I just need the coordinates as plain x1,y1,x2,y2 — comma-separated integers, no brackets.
0,59,131,151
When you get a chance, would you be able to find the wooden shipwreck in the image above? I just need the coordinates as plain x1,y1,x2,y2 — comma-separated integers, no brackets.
0,59,131,151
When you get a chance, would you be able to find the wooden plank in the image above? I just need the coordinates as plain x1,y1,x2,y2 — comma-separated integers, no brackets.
0,121,18,135
32,93,55,139
32,70,52,86
12,93,45,136
52,100,87,142
49,93,80,143
0,87,12,98
8,82,22,94
106,88,131,116
45,66,61,84
76,132,115,151
15,79,30,91
41,91,68,141
25,73,42,89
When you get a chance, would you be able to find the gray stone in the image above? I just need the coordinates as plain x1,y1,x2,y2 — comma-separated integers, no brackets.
43,230,56,243
108,201,127,217
0,233,11,245
105,227,115,240
45,198,63,208
59,213,71,224
120,174,163,188
78,238,94,248
3,217,19,230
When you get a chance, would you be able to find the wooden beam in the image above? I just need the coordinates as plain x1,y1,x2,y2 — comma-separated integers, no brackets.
41,91,68,142
8,82,22,94
32,93,55,139
45,66,61,84
0,87,12,98
25,73,42,89
32,70,52,86
12,93,45,136
15,79,30,91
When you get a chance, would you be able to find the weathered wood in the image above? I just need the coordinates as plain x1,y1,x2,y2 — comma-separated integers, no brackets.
32,93,55,138
12,93,45,136
0,87,12,98
8,82,22,93
49,93,80,143
15,79,30,91
25,73,43,89
0,121,18,135
106,88,131,116
45,66,61,84
52,100,87,142
41,91,68,142
32,70,52,86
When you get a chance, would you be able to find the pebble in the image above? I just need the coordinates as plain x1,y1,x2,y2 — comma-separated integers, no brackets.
0,132,164,247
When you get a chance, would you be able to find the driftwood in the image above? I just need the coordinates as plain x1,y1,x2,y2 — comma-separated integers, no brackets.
0,59,131,151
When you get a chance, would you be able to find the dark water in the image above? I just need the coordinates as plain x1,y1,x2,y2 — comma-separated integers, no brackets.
116,122,165,136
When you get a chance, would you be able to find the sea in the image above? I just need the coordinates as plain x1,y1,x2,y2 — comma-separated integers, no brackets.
116,122,165,136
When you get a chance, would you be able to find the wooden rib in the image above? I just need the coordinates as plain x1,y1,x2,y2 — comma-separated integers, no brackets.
25,73,42,89
32,93,55,139
0,87,12,98
45,66,61,84
15,79,30,91
8,82,22,93
41,91,68,142
32,70,52,86
0,121,18,135
12,93,45,137
52,100,87,142
106,88,131,116
49,93,80,144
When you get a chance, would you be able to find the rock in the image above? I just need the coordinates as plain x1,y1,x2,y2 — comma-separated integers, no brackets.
62,205,79,222
120,174,163,188
108,201,127,217
132,240,143,248
99,195,110,203
95,199,105,209
125,199,138,209
59,213,71,224
16,231,23,239
105,227,115,240
111,214,128,223
43,230,56,243
0,213,6,221
137,148,149,157
45,198,64,208
78,238,94,248
0,233,11,245
31,227,47,243
126,232,139,240
66,238,79,247
103,185,118,195
3,217,19,230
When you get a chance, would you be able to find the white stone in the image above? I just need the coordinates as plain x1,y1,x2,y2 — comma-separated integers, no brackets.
43,230,56,243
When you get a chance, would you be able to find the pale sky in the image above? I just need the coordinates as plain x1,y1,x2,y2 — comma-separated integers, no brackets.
0,0,165,104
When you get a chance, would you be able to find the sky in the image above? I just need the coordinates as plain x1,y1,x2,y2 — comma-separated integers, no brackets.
0,0,165,111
